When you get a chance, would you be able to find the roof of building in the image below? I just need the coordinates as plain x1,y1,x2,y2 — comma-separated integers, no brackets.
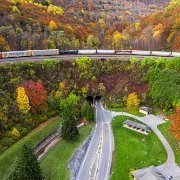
140,106,152,111
123,120,151,131
132,166,166,180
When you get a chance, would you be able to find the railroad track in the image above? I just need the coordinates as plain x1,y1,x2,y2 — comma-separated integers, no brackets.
0,54,173,64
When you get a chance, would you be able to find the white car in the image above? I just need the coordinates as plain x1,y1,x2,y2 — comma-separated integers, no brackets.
166,176,173,179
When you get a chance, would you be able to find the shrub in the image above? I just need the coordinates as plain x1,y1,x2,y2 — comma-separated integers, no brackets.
11,128,20,138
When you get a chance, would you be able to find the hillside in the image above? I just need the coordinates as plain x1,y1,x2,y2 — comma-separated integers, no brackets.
122,0,180,51
49,0,169,23
0,0,179,51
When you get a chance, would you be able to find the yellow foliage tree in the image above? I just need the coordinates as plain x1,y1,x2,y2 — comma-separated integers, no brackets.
126,92,140,109
12,127,20,138
112,31,126,49
47,4,64,15
0,36,10,51
99,19,106,29
135,22,140,31
16,87,31,113
49,20,58,31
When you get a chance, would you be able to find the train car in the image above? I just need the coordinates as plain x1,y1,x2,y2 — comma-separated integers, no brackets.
2,50,32,58
60,50,69,54
132,50,150,56
78,50,96,55
0,52,2,59
116,50,132,55
151,51,171,57
97,50,116,54
60,50,78,55
31,49,59,56
68,50,78,54
60,50,70,54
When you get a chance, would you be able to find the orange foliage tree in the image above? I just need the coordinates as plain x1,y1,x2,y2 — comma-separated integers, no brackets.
22,80,47,114
169,107,180,140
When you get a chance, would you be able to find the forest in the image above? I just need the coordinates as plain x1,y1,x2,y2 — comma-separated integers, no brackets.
0,57,179,154
0,0,179,51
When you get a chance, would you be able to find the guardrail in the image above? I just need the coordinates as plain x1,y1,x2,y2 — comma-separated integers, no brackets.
34,125,61,156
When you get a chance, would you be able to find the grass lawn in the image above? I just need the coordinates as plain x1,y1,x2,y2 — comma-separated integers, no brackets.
158,121,180,165
0,116,61,180
40,123,95,180
109,107,145,117
110,116,167,180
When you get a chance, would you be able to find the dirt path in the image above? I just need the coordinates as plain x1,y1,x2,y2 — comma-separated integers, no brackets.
34,116,60,133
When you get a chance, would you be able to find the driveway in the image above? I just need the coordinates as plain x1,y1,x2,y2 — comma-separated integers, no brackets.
112,112,180,179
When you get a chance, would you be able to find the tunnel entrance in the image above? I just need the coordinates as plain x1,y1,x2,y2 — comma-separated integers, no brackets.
95,96,101,102
86,96,94,104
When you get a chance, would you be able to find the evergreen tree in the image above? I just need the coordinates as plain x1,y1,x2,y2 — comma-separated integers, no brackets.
81,101,89,119
61,115,79,141
86,105,95,122
9,144,43,180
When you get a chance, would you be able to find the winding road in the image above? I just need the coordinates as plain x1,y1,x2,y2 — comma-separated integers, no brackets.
76,103,180,180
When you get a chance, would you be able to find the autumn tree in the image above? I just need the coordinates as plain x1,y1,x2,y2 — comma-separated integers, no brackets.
0,35,10,51
11,128,20,138
126,92,140,110
99,19,106,29
49,20,58,31
9,144,43,180
59,81,68,97
16,87,31,114
112,31,126,49
22,80,47,114
152,23,164,49
47,4,64,15
86,35,99,48
169,107,180,140
75,57,94,80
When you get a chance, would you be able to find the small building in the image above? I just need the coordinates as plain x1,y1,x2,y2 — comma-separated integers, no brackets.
123,120,151,135
132,166,166,180
139,106,152,115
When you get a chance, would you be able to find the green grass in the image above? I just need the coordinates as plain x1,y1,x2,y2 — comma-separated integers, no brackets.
0,117,61,180
110,116,167,180
158,121,180,165
109,107,145,117
40,123,95,180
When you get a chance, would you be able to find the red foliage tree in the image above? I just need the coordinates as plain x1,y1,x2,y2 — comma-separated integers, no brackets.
22,80,47,114
169,107,180,140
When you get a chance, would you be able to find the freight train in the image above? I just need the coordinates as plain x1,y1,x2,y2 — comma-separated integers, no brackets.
0,49,179,59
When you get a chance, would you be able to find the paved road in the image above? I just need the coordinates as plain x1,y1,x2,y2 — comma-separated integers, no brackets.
112,112,180,179
77,103,114,180
76,107,180,179
0,54,173,64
